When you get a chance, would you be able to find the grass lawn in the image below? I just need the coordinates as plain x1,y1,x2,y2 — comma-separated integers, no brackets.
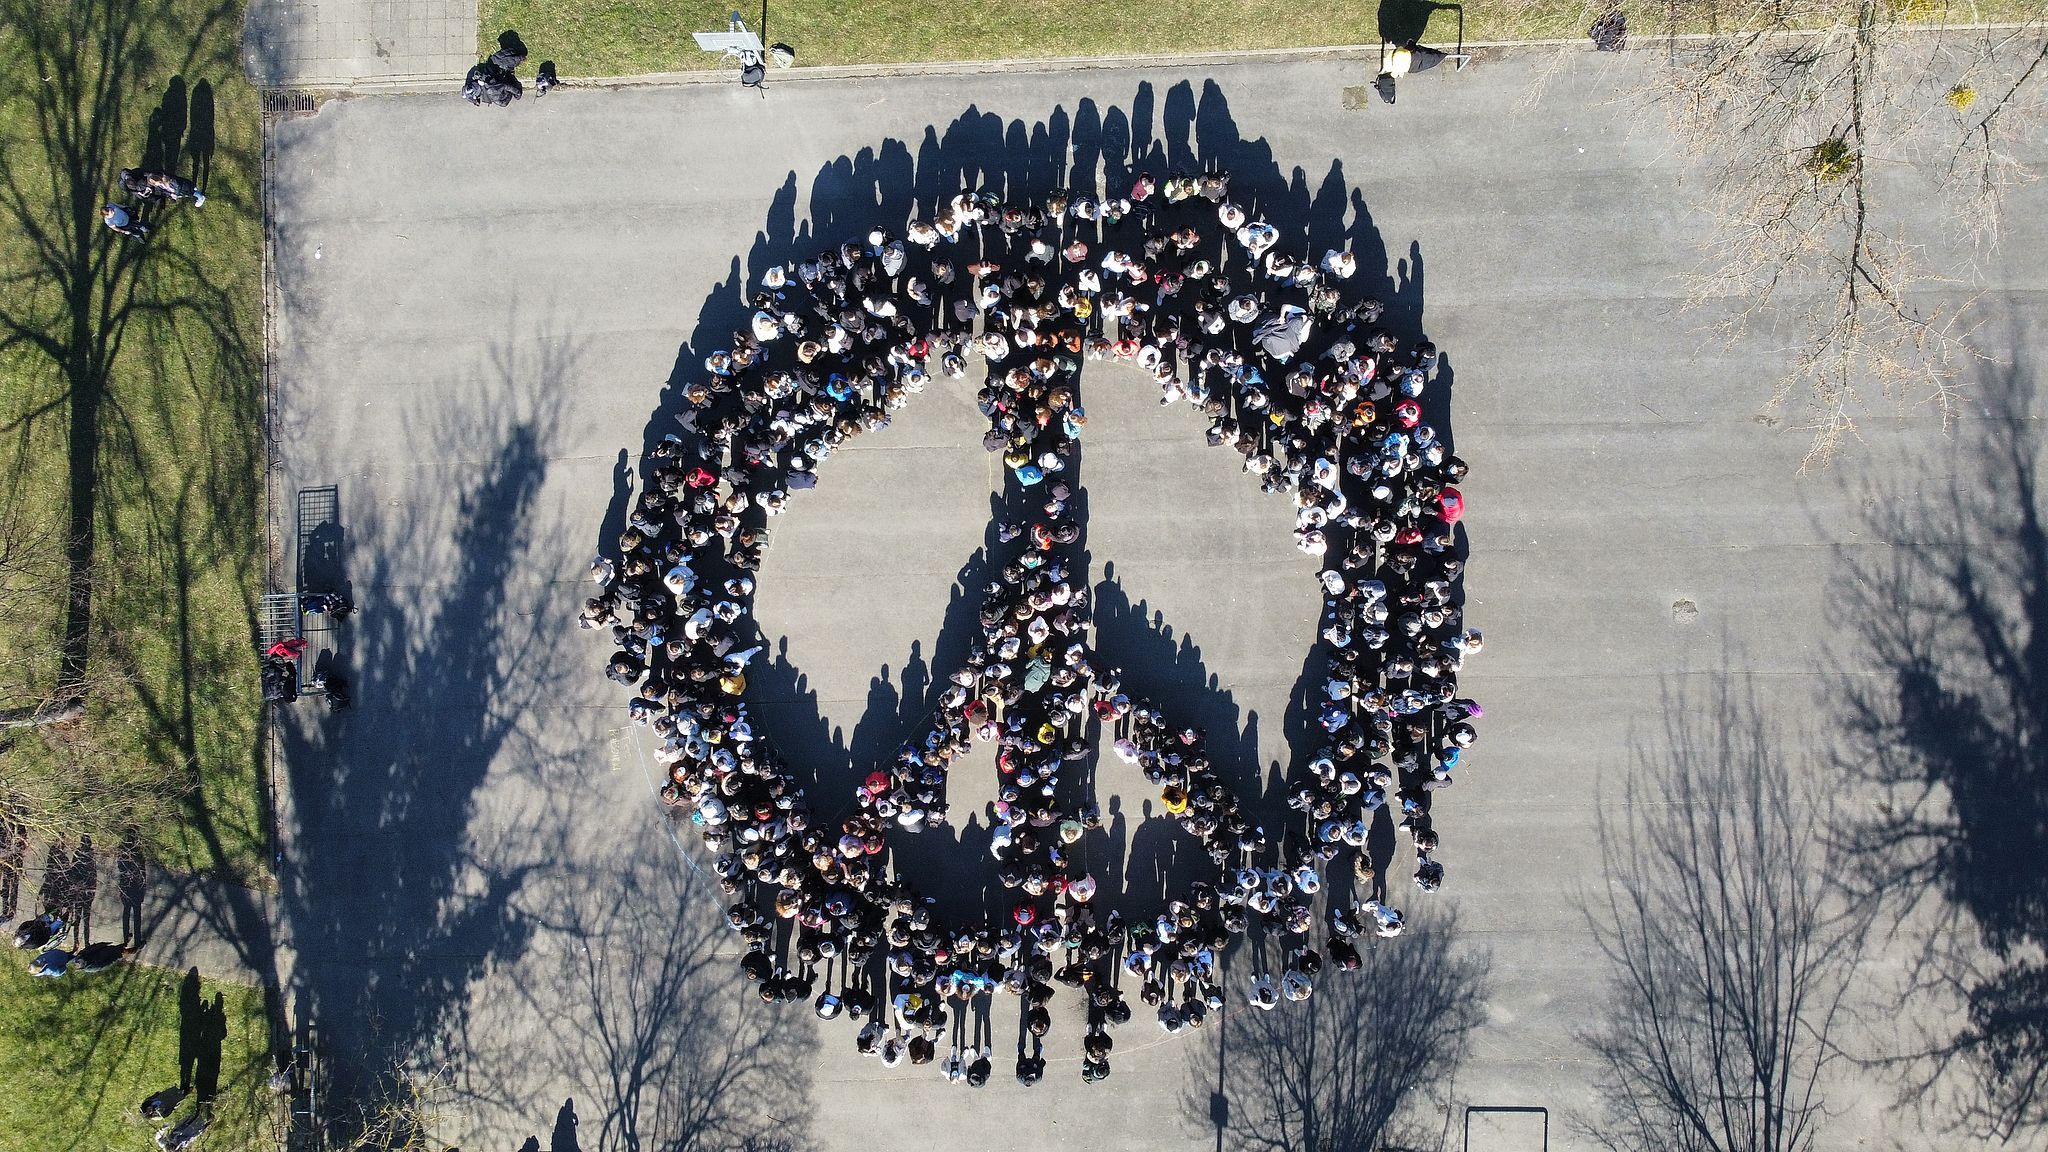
482,0,1489,75
0,0,268,884
0,956,275,1152
480,0,2042,78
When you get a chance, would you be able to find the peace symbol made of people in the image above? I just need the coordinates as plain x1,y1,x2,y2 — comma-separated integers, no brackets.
584,163,1482,1082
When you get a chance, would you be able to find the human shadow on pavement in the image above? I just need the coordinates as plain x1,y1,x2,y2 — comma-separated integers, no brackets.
280,335,575,1130
117,829,148,946
597,449,633,570
1089,566,1278,923
550,1097,578,1151
1182,903,1485,1152
1826,339,2048,1141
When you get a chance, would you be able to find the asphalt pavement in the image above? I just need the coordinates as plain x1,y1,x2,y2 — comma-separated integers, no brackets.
263,49,2047,1152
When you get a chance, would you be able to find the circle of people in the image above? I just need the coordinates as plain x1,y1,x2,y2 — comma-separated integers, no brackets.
584,165,1482,1085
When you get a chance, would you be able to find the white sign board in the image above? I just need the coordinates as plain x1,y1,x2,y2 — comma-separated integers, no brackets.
693,30,763,53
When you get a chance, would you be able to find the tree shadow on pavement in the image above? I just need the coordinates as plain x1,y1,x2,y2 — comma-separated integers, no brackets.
279,334,575,1132
1584,667,1866,1152
1826,338,2048,1142
1182,904,1485,1152
470,803,815,1152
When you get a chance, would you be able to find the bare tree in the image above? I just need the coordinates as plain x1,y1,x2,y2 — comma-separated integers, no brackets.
0,497,181,840
0,0,252,861
349,1062,453,1152
1586,673,1866,1152
0,496,56,614
0,677,183,843
1671,5,2048,465
0,494,70,721
0,499,181,877
1500,3,2047,467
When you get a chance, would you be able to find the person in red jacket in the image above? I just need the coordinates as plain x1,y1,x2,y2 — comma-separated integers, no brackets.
1438,486,1465,523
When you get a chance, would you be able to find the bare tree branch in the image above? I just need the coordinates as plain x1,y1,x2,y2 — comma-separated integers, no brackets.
1497,4,2045,465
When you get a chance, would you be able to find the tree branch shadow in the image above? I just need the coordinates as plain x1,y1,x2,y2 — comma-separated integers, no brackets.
1182,904,1486,1152
460,804,817,1152
1582,665,1866,1152
279,329,577,1134
1824,325,2048,1141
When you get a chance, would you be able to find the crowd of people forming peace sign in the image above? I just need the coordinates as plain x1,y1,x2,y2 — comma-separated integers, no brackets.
583,163,1482,1084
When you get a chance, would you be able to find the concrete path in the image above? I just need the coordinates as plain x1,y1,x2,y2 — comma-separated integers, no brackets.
262,50,2047,1152
244,0,476,88
118,874,276,987
10,851,272,987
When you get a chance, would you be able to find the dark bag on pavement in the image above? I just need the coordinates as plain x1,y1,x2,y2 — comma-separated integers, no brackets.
261,658,298,702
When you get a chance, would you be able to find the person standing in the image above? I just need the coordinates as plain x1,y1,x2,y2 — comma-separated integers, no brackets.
118,833,148,946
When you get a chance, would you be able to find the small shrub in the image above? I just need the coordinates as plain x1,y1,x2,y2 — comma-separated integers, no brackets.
1806,137,1858,182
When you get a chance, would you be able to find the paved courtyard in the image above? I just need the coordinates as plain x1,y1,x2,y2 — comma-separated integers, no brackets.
244,0,475,88
264,52,2046,1151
